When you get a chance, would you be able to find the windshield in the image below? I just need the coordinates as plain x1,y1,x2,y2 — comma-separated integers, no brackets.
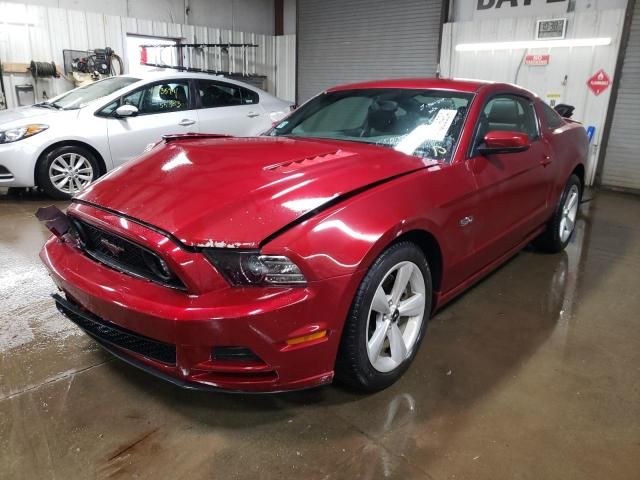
45,76,140,110
270,88,473,162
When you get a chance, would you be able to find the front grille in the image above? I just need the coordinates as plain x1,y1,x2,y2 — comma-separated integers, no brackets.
72,217,185,290
54,295,176,364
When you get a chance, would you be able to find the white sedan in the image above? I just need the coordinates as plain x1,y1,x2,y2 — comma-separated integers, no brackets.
0,71,292,198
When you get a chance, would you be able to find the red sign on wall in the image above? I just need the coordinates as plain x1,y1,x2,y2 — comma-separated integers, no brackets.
524,54,550,66
587,69,611,96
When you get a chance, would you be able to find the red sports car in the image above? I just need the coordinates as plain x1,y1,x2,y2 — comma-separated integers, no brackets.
39,79,587,393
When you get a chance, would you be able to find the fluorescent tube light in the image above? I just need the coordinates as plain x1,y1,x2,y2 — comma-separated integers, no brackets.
455,37,611,52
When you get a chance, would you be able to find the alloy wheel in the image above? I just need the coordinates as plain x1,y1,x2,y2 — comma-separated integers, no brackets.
49,153,94,195
559,184,580,243
366,261,426,373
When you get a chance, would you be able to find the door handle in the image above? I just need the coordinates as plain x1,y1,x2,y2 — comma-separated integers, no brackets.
247,112,260,118
541,155,552,167
179,119,195,126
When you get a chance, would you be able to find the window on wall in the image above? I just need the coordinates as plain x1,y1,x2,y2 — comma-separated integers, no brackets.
126,35,179,75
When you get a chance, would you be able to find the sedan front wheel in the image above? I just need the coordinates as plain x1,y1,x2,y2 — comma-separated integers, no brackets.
37,145,100,200
336,242,432,392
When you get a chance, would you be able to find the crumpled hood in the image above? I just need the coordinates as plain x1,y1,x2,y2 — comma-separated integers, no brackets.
76,136,429,248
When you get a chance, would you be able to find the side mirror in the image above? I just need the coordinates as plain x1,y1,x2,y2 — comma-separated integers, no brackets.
115,104,139,118
478,131,530,155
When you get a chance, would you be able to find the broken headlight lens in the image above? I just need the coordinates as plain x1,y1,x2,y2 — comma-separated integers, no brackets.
0,124,48,143
204,251,306,286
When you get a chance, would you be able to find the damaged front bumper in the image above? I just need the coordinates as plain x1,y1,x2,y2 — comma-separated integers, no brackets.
38,205,354,393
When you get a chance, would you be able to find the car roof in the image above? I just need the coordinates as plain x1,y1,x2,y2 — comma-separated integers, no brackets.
326,77,505,94
120,70,266,91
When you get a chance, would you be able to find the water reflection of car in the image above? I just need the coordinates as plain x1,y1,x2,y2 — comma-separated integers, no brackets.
39,78,587,393
0,72,292,198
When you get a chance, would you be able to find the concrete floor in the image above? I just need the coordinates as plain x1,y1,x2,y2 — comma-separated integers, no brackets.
0,188,639,480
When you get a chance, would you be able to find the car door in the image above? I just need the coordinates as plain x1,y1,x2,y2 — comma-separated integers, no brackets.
194,79,269,136
467,94,552,268
104,80,199,166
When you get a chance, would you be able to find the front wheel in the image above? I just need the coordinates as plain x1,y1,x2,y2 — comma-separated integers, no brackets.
336,242,432,392
36,145,100,200
534,174,582,253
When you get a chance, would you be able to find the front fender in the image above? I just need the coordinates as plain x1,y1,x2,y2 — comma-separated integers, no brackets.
262,171,446,282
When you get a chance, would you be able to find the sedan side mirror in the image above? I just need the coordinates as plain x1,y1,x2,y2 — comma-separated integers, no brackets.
478,130,530,155
115,104,139,118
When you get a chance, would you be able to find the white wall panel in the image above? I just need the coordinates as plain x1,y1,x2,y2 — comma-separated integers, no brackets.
5,0,275,34
275,34,295,102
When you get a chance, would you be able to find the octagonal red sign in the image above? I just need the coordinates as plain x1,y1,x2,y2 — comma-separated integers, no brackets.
587,69,611,96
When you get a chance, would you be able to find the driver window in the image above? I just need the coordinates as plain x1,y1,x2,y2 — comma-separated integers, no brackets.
122,81,190,115
475,95,538,148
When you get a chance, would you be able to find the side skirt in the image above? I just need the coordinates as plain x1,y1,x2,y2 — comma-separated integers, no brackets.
434,225,546,310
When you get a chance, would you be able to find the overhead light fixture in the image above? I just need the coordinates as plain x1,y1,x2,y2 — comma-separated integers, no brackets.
455,37,611,52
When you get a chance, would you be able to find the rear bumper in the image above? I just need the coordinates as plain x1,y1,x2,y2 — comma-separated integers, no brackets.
41,235,358,393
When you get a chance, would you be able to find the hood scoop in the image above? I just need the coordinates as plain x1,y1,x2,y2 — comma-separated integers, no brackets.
264,149,355,173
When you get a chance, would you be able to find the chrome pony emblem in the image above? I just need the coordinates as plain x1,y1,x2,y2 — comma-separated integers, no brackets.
100,238,125,257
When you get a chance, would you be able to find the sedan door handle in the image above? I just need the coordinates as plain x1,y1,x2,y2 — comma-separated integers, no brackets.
179,119,196,126
541,155,552,167
246,112,260,118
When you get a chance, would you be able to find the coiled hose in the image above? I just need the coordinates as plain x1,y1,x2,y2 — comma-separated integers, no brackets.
29,61,58,78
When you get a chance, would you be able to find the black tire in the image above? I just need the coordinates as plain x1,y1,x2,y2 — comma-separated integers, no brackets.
534,174,582,253
36,145,101,200
335,242,432,392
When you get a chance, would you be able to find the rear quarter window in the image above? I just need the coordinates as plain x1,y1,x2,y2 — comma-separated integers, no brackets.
541,103,565,130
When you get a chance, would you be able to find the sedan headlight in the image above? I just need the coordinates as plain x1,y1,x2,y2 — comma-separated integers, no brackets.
0,124,49,143
204,250,306,286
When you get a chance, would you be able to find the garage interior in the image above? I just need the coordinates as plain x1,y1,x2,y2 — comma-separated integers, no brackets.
1,0,640,479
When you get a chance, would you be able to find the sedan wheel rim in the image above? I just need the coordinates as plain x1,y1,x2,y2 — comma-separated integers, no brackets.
559,184,580,243
366,261,426,373
49,153,94,194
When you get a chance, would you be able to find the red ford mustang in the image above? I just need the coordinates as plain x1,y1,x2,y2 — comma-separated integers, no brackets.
39,78,587,393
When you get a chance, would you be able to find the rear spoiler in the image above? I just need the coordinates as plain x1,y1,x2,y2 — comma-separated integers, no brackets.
554,104,575,119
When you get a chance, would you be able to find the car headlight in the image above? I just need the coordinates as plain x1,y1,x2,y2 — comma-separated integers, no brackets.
204,250,306,286
0,124,49,143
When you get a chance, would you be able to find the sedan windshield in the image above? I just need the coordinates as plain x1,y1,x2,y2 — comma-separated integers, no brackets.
270,88,473,162
44,76,140,110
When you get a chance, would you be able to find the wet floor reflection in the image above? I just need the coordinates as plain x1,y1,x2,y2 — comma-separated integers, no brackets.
1,189,639,479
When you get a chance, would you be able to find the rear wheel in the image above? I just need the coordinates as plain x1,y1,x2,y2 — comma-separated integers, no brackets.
336,242,432,392
535,174,582,253
36,145,100,200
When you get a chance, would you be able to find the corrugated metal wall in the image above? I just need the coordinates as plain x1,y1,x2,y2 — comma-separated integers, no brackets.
602,1,640,191
0,1,283,109
296,0,443,103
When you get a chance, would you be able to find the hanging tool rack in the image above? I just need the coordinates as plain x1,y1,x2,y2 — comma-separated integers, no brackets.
139,43,259,77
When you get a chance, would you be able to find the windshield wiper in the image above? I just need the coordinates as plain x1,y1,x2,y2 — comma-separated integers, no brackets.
34,102,61,110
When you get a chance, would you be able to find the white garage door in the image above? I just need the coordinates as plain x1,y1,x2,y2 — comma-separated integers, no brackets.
296,0,443,103
602,2,640,191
